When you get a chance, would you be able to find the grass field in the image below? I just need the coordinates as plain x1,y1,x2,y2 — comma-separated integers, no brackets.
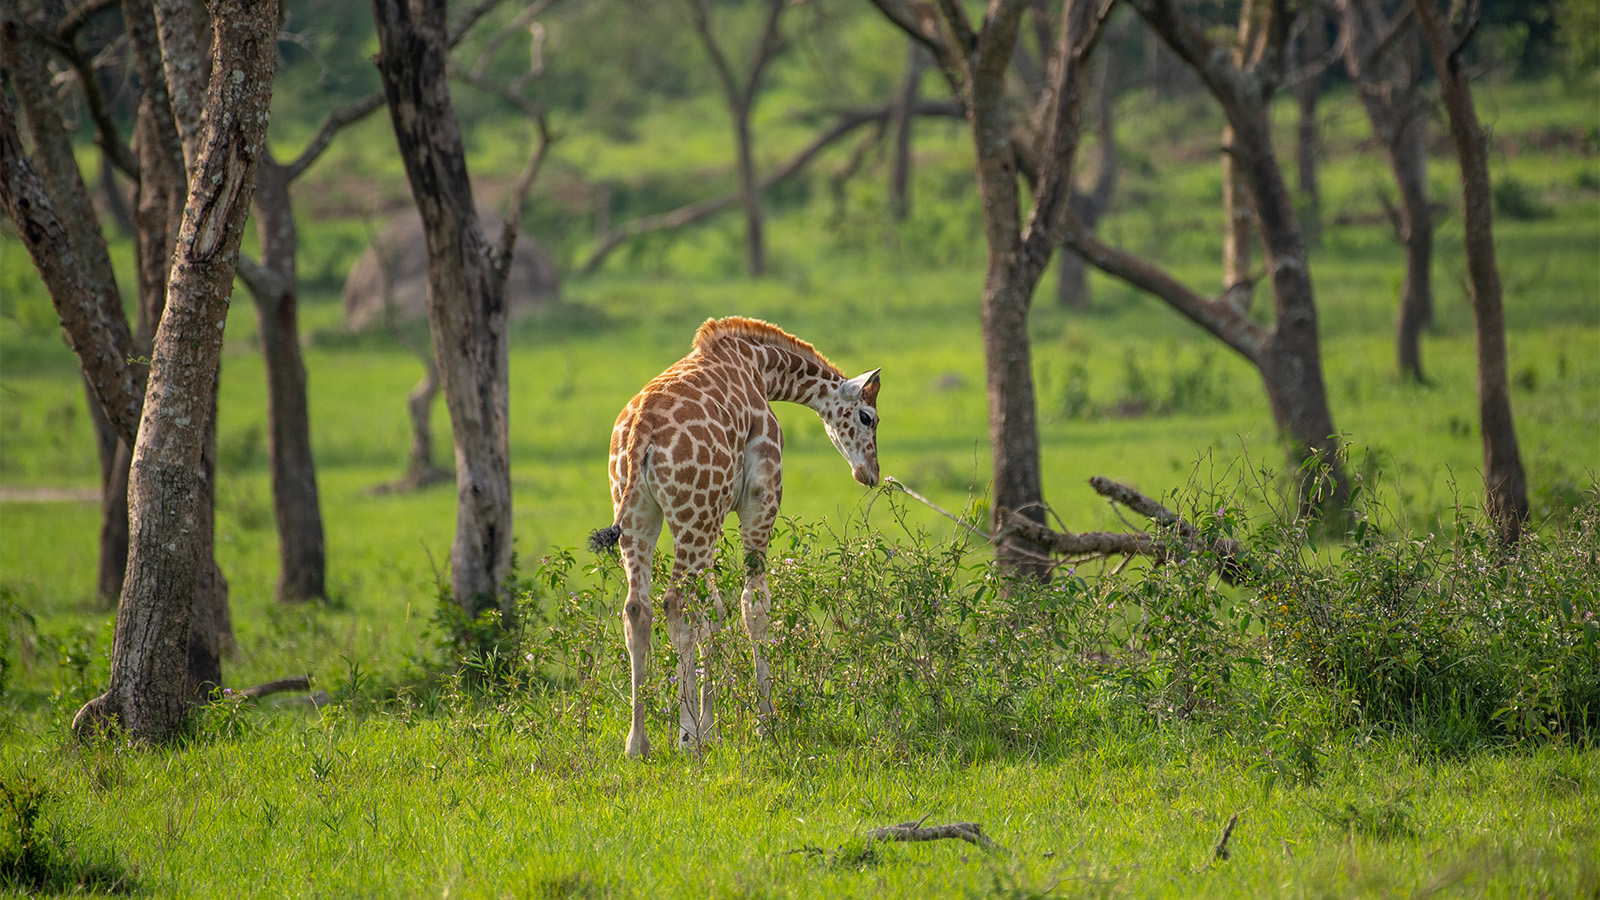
2,67,1598,897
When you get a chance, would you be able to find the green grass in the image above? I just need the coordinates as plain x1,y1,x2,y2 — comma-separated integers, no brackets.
1,712,1595,898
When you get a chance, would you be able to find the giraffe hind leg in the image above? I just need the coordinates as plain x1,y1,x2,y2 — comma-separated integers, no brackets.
618,506,662,759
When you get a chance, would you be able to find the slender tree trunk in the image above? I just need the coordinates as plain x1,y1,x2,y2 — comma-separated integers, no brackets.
1123,0,1348,515
1412,0,1528,545
84,377,131,608
890,42,926,221
1227,98,1347,511
1058,61,1119,310
685,0,784,279
126,0,234,670
407,358,444,479
1221,122,1255,308
1294,5,1326,245
3,13,139,612
373,0,515,619
1391,111,1433,381
733,111,765,277
871,0,1107,577
72,0,277,741
245,158,328,603
1340,0,1435,381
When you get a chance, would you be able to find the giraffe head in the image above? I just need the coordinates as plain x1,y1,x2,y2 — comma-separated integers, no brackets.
819,369,882,487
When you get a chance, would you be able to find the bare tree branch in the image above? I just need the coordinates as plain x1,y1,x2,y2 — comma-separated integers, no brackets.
1062,209,1268,362
580,99,961,275
281,94,386,182
57,0,119,41
29,23,141,178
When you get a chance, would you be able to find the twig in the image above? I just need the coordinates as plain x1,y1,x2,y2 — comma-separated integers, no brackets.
864,820,1000,850
1213,811,1241,861
236,675,312,700
883,477,995,543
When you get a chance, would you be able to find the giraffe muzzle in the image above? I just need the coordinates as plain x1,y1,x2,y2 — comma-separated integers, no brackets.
853,463,880,488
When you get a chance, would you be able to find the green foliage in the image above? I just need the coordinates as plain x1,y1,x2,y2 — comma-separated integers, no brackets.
0,772,131,894
1314,789,1418,840
1262,494,1600,750
1492,175,1555,220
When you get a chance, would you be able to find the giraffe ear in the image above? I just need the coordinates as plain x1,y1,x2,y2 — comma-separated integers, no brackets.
839,369,881,403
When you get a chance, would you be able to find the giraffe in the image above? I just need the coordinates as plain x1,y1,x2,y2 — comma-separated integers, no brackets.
589,316,881,758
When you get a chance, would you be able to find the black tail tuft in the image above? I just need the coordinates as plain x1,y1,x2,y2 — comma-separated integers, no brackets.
588,524,623,553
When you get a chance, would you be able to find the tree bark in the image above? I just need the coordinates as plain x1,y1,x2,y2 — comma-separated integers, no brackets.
407,358,445,481
126,0,233,672
71,0,277,741
1221,122,1255,308
373,0,515,620
1411,0,1528,546
0,17,145,443
238,157,328,603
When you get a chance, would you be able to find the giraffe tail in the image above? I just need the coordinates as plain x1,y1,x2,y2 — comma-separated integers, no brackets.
588,524,622,553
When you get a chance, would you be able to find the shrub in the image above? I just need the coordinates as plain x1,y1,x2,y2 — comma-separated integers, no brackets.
1261,496,1600,747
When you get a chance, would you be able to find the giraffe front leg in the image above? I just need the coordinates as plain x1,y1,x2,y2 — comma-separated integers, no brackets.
664,588,703,751
696,578,727,745
741,571,776,738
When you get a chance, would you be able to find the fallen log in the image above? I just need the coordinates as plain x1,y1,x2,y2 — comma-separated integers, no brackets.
236,675,312,701
864,819,999,850
996,477,1255,585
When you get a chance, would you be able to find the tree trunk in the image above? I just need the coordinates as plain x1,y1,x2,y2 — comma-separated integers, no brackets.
126,0,234,668
1294,5,1326,245
1229,102,1347,511
72,0,277,741
408,358,445,480
1058,62,1119,310
1339,0,1434,382
733,111,766,277
1221,122,1255,309
1391,108,1433,381
244,158,328,603
685,0,784,279
84,377,131,608
1134,0,1349,516
373,0,515,620
872,0,1108,578
890,42,926,221
1412,0,1528,545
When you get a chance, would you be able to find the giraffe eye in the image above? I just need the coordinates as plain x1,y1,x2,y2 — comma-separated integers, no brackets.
858,410,875,428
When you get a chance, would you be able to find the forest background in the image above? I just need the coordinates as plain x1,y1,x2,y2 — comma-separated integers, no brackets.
0,0,1597,896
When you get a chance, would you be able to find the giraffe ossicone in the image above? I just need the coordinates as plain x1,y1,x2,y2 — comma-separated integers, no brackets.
588,316,882,759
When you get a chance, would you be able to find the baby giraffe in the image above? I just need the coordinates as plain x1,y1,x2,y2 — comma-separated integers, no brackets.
589,316,881,758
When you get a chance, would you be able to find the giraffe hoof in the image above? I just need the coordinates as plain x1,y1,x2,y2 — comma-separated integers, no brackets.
625,729,649,760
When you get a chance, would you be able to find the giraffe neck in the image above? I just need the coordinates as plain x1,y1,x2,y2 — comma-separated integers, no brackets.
753,345,843,411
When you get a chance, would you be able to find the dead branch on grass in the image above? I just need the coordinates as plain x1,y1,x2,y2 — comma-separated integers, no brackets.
995,477,1255,584
236,675,312,700
786,817,1005,865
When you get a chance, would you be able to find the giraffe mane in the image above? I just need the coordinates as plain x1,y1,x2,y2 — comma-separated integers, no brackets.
693,316,843,377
